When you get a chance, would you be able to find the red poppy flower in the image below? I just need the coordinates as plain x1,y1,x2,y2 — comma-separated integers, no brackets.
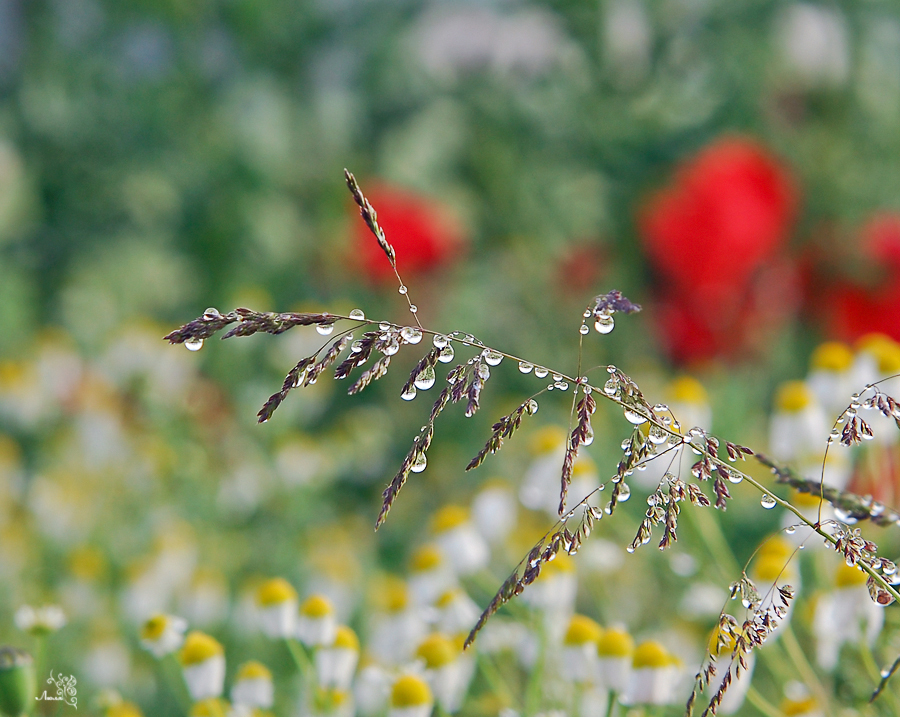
351,182,465,282
638,136,800,363
824,212,900,342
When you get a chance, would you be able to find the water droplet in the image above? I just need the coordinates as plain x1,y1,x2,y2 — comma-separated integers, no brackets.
383,338,400,356
883,562,897,576
741,598,751,609
518,361,534,374
648,425,667,445
594,313,615,334
616,483,631,502
760,494,777,510
433,334,449,349
626,546,635,554
526,399,539,415
316,323,335,336
534,367,549,379
785,526,796,535
482,349,503,366
398,285,408,295
834,507,857,525
400,326,423,344
552,374,563,382
477,363,491,380
185,337,204,352
438,345,455,363
203,307,220,321
579,324,590,335
726,471,743,485
350,341,364,353
401,386,417,401
554,381,569,391
604,378,618,397
411,453,427,473
349,308,366,320
582,425,594,446
583,309,592,319
607,365,617,373
379,322,392,331
409,305,418,314
624,408,648,425
620,439,632,451
414,366,436,390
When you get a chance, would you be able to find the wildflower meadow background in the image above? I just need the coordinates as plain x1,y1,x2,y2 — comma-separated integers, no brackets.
2,1,900,716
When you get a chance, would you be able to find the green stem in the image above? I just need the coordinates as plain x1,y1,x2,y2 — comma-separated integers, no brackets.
861,641,900,714
780,625,832,717
475,652,518,711
284,638,312,674
524,628,547,717
161,653,191,715
683,504,742,581
604,690,618,717
745,686,785,717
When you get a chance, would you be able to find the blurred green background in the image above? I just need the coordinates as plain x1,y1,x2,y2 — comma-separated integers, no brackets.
3,0,900,714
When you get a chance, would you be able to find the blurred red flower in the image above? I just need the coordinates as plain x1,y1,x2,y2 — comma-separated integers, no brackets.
638,136,800,363
351,182,465,282
824,212,900,341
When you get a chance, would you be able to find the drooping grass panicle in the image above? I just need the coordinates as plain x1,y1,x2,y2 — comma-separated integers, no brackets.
464,485,604,649
466,394,542,471
558,389,597,514
334,331,380,380
344,169,422,327
757,453,900,527
348,355,392,395
258,355,317,424
163,308,341,345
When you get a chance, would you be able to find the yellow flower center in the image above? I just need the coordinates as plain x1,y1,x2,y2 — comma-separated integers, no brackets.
835,562,867,587
432,505,468,534
781,696,818,716
236,660,272,682
416,633,457,668
391,675,433,707
300,594,334,618
189,698,229,717
410,545,442,572
257,577,298,606
332,625,360,651
632,641,670,669
107,703,144,717
597,628,634,657
775,381,812,413
669,376,709,405
178,632,223,666
810,342,853,372
564,615,603,645
530,425,566,454
856,334,900,374
141,615,168,641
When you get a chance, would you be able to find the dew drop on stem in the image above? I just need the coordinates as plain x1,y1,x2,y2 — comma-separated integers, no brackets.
414,366,436,390
401,386,417,401
594,314,615,334
518,362,533,374
411,453,427,473
760,494,777,509
400,327,423,344
349,308,366,320
534,367,549,379
316,323,335,336
185,337,204,352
